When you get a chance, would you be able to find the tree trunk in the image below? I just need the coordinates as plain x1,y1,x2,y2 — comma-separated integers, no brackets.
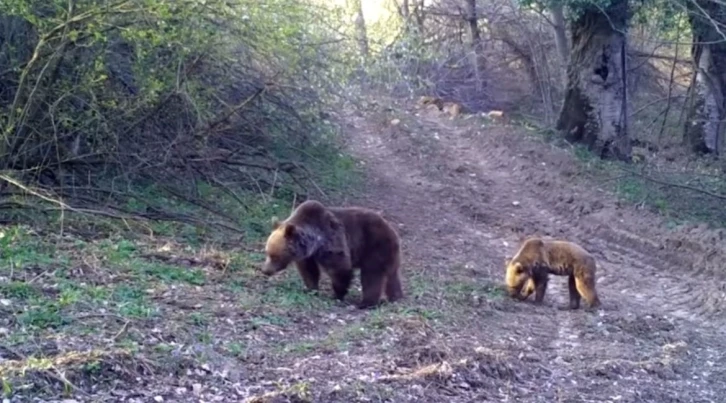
464,0,485,91
550,3,569,86
683,0,726,155
350,0,369,59
550,4,569,64
555,0,631,161
395,0,425,33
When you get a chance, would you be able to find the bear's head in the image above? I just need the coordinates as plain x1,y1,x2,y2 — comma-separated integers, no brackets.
504,258,532,298
261,218,322,276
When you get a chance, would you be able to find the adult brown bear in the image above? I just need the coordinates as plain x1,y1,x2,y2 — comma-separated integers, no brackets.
261,200,403,309
505,237,601,310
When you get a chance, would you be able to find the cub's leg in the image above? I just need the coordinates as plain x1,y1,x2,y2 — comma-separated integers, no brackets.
521,278,536,300
568,274,581,310
575,275,601,309
533,278,548,304
295,258,320,291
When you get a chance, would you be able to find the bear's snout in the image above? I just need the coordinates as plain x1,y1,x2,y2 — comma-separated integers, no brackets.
260,259,278,276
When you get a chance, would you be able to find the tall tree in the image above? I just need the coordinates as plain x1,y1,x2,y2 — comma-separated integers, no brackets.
394,0,426,33
683,0,726,155
550,3,569,64
350,0,369,59
463,0,486,91
555,0,632,160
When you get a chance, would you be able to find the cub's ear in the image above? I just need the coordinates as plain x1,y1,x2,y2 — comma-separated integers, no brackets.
271,216,282,229
512,262,524,273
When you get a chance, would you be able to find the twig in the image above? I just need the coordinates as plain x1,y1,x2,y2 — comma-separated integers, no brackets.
113,320,131,341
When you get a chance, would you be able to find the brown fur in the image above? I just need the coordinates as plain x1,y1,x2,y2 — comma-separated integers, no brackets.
505,237,601,309
261,200,403,309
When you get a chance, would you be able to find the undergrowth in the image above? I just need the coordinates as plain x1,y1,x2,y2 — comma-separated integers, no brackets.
526,124,726,228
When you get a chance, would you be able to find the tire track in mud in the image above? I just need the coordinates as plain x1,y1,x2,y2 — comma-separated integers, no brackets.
419,115,726,325
341,113,579,396
343,106,726,400
415,114,726,400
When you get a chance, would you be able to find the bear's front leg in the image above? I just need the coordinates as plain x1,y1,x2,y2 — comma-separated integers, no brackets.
317,251,353,302
295,258,321,291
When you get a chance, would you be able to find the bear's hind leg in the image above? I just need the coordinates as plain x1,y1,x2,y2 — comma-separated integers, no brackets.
384,268,404,303
331,270,353,302
295,258,320,291
575,275,601,309
358,268,385,309
568,275,581,309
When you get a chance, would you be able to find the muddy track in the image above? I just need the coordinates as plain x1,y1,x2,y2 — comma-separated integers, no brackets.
340,104,726,402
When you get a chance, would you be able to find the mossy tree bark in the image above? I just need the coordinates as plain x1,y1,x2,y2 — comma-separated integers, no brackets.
555,0,632,161
683,0,726,155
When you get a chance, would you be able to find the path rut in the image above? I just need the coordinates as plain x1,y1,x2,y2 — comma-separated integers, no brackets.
339,101,726,402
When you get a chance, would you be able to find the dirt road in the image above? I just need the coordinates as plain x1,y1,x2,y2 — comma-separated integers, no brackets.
337,99,726,402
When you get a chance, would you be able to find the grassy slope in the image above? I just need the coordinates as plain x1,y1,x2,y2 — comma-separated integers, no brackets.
0,131,367,400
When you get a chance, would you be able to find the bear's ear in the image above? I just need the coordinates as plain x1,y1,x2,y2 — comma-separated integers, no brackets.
326,211,342,231
271,216,282,229
284,223,297,238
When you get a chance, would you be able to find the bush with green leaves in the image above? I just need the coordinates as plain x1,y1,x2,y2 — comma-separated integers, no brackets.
0,0,359,221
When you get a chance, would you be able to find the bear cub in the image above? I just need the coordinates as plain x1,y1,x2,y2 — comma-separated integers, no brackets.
505,237,601,310
261,200,403,309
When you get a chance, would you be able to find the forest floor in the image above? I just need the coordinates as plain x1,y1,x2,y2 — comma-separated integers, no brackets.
3,96,726,402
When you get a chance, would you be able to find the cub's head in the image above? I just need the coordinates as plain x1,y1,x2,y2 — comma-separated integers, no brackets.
504,258,532,298
261,218,320,276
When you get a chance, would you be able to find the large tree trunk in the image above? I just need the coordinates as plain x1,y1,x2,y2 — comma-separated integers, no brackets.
555,0,631,161
683,0,726,155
